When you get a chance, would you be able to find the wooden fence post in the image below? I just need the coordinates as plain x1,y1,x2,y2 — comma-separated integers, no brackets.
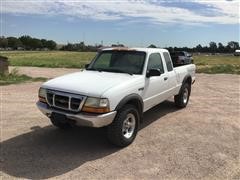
0,56,9,75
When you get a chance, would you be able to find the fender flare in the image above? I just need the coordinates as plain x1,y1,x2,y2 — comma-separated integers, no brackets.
182,74,192,85
178,75,192,95
115,94,144,122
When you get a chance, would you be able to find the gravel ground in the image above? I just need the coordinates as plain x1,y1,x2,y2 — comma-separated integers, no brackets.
1,67,240,179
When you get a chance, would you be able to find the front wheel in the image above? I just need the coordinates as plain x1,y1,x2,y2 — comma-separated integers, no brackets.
107,105,139,147
174,83,191,108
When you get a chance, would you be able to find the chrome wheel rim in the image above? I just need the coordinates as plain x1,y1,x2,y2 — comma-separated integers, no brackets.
183,88,189,104
122,113,136,139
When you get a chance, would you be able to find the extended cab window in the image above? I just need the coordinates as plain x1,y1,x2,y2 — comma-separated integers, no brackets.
163,52,173,71
88,50,146,75
147,53,164,73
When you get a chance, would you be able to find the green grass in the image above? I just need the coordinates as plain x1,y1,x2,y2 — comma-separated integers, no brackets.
194,54,240,66
194,55,240,74
0,51,96,68
0,69,47,85
196,64,240,74
1,51,240,74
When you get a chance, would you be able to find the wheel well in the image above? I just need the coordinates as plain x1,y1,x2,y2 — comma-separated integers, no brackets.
124,98,143,123
183,76,192,95
185,76,192,85
115,95,144,122
125,99,143,114
179,76,192,95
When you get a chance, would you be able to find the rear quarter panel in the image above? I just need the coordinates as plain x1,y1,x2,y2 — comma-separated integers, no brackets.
173,64,196,93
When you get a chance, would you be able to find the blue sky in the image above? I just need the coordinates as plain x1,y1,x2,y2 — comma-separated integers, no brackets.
2,0,240,47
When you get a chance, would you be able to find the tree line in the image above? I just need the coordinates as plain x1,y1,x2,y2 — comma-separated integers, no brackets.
60,42,125,52
0,36,57,50
0,35,239,53
149,41,239,53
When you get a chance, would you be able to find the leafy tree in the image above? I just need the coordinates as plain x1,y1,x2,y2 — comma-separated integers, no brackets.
209,42,217,53
196,44,202,52
45,40,57,50
30,38,43,49
19,35,32,50
41,39,48,48
7,37,23,49
0,36,8,48
227,41,239,50
217,43,224,53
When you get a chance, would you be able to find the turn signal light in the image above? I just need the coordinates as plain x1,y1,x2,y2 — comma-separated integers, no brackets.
82,106,110,114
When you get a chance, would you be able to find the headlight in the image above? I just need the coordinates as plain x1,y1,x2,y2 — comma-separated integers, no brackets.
38,88,47,103
82,97,110,113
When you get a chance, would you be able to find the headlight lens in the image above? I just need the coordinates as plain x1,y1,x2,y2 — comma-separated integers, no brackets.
82,97,110,113
38,88,47,103
84,97,108,107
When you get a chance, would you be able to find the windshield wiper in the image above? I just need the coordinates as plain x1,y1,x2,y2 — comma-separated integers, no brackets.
86,68,102,72
87,67,133,75
100,68,133,75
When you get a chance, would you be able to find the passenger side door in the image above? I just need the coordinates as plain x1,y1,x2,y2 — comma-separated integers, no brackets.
142,53,169,111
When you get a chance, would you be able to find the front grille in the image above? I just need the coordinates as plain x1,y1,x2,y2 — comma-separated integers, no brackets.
71,98,82,110
55,95,69,109
46,90,85,112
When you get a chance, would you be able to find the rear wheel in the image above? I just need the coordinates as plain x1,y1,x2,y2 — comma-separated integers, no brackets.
174,83,191,108
107,105,139,147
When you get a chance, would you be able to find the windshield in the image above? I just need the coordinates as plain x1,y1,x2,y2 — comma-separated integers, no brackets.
87,50,146,75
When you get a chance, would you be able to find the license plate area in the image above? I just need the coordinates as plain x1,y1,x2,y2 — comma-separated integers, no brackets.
51,112,67,122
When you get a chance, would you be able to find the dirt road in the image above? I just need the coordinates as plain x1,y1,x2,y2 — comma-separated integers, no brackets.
1,67,240,179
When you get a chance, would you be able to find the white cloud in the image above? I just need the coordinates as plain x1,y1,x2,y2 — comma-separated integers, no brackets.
2,0,240,25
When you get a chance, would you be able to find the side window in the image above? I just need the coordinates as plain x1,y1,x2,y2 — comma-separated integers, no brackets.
147,53,164,73
163,52,173,71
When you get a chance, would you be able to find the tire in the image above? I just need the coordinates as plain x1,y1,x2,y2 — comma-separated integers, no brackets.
50,117,71,129
107,104,139,147
174,83,191,108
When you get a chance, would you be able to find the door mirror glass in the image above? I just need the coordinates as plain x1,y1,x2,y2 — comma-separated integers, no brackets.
146,68,161,78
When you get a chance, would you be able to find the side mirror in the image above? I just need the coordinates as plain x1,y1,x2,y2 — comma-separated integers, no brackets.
187,54,192,57
146,69,161,78
85,64,89,69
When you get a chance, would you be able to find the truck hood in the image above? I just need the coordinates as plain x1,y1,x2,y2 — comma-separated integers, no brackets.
42,70,141,97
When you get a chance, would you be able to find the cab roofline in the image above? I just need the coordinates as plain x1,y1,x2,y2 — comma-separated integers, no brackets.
99,47,169,53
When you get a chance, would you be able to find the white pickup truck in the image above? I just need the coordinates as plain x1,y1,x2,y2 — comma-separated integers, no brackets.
37,48,196,147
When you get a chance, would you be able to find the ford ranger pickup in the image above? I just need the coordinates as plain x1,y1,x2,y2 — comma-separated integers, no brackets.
37,47,196,147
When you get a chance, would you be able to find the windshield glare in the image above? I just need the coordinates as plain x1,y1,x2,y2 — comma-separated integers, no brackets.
88,50,146,75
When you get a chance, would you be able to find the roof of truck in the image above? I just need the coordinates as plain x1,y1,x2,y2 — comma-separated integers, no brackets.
101,47,169,53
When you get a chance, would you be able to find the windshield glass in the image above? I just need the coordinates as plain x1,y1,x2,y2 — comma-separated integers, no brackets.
87,50,146,75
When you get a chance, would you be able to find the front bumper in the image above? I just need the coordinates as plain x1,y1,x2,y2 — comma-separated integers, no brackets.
36,101,117,128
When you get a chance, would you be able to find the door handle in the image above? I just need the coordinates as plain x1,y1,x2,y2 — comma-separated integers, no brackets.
164,77,168,81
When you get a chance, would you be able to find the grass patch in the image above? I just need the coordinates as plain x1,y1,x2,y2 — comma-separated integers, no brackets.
194,54,240,74
0,69,47,85
1,51,240,74
196,64,240,74
194,55,240,66
0,51,96,68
